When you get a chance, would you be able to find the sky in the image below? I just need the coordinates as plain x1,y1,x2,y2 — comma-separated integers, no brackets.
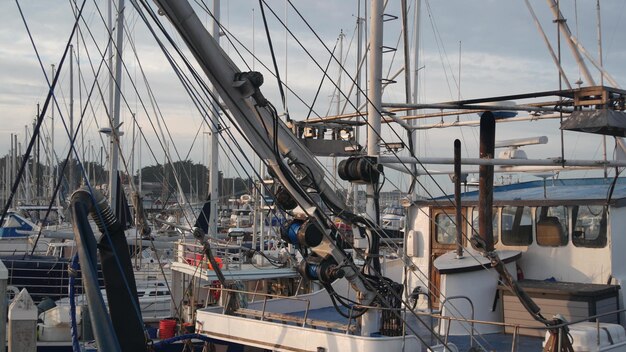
1,0,626,196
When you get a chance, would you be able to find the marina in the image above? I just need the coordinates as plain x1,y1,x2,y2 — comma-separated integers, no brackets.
2,0,626,351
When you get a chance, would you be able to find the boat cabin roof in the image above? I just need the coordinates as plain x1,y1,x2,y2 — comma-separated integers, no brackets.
422,177,626,207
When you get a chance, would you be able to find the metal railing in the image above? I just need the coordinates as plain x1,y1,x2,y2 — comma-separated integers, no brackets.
176,241,244,271
197,284,626,351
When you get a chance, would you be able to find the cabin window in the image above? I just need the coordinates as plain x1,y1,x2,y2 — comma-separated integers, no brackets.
536,206,568,246
501,206,533,246
435,213,456,244
572,205,607,248
470,207,499,243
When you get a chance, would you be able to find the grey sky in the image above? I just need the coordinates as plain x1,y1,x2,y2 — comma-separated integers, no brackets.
1,1,625,195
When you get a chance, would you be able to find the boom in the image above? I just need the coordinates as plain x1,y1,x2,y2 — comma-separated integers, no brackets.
152,0,376,304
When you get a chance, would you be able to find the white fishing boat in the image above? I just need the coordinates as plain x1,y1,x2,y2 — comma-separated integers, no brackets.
149,1,626,351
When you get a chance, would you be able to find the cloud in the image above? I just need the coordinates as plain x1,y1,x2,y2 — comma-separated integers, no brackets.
1,0,625,196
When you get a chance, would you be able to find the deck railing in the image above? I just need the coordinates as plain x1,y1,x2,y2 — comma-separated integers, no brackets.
176,240,244,271
197,285,626,351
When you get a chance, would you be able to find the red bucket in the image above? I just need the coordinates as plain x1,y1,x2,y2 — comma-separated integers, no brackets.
158,319,177,339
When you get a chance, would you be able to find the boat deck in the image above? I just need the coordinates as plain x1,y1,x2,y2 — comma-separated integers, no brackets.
286,306,545,351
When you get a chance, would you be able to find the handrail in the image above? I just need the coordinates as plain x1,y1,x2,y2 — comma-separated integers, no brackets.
199,286,626,351
438,296,475,349
206,286,312,305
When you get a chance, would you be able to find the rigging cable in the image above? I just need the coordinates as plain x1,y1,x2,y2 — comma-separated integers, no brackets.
3,0,86,227
258,0,290,121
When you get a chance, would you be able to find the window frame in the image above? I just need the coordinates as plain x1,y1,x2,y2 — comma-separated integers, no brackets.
500,205,533,246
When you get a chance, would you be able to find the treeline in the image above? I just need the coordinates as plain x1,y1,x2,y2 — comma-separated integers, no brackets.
0,154,253,202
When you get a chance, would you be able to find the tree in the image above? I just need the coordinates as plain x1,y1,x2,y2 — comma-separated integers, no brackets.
138,160,209,201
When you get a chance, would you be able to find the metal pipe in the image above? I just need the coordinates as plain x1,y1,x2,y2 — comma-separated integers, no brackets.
383,102,565,113
454,139,463,258
478,112,495,251
409,112,563,129
378,155,626,168
70,191,121,352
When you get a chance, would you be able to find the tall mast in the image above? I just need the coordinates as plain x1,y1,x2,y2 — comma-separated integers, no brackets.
11,134,16,204
24,125,31,203
401,0,411,105
109,0,125,214
69,44,75,191
208,0,220,238
361,0,384,336
49,64,55,203
352,1,364,212
35,105,41,201
333,30,344,191
138,127,142,195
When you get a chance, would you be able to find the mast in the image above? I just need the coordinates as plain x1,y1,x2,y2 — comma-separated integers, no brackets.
49,64,55,203
208,0,220,238
409,0,421,195
34,106,40,201
69,44,75,191
138,127,142,195
333,30,344,191
361,0,384,336
352,1,364,212
11,134,16,204
109,0,125,214
597,0,607,178
24,125,31,203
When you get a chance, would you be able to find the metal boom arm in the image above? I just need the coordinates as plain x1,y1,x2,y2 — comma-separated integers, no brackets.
152,0,375,303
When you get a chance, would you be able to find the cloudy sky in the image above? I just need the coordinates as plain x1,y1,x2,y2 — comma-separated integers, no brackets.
1,0,625,195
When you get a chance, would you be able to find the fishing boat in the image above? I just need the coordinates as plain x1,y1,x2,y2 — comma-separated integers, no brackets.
148,1,626,351
6,0,626,351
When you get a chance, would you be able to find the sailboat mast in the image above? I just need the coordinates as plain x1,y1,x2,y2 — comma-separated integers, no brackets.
207,0,220,238
24,125,31,203
49,64,55,203
69,44,75,191
109,0,125,214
